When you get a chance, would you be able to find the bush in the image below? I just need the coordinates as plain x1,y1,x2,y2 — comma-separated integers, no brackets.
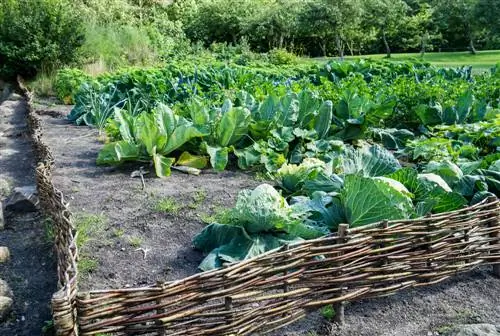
54,69,92,104
81,24,160,71
268,48,297,65
0,0,85,79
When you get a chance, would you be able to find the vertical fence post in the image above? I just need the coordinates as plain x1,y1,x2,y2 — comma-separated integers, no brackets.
333,224,349,325
282,244,290,293
223,264,234,332
487,197,500,278
156,281,166,336
379,220,389,263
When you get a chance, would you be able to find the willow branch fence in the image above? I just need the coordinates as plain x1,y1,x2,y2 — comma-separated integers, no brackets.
19,79,500,336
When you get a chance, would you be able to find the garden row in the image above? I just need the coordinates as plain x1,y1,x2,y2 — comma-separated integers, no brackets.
60,59,500,270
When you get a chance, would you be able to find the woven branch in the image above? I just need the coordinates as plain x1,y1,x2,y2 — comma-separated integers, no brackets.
18,78,79,336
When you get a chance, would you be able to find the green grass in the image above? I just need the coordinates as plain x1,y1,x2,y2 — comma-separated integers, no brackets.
74,213,108,248
308,50,500,73
78,256,99,275
198,206,231,224
154,197,182,214
188,189,208,209
127,236,142,248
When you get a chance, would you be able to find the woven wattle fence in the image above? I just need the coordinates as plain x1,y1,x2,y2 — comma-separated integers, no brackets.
19,79,500,336
20,78,79,336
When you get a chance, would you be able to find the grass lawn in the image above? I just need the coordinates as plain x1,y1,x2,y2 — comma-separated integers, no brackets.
307,50,500,73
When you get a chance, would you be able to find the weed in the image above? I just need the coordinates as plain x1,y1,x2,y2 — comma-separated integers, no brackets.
198,206,230,224
188,189,207,209
28,69,56,97
154,197,181,214
304,332,319,336
74,213,108,248
435,325,453,334
128,236,142,248
43,217,55,245
320,305,336,320
42,320,54,335
78,255,99,275
113,228,125,238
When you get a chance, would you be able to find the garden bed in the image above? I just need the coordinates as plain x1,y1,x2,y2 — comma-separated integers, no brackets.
30,99,500,336
34,101,261,291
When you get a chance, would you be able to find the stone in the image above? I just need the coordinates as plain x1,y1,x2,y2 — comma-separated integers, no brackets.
4,186,39,212
7,93,22,101
0,280,13,298
446,324,500,336
0,178,10,197
0,247,9,263
0,201,3,231
0,296,13,321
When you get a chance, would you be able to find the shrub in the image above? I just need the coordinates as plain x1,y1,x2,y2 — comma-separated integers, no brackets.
268,48,297,65
54,69,92,104
81,24,161,71
0,0,85,79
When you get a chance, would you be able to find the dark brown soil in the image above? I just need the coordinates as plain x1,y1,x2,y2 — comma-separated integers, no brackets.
0,95,57,336
33,100,500,336
35,104,261,291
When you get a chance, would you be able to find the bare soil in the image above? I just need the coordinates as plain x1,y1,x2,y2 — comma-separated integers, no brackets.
0,95,57,336
33,100,500,336
34,102,261,291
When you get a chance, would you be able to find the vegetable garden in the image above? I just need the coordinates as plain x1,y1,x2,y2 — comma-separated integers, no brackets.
60,59,500,271
25,58,500,335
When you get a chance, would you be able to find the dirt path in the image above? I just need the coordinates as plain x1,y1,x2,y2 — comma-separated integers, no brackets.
0,93,57,335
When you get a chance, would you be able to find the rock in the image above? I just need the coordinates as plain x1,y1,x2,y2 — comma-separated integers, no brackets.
0,296,13,321
0,247,9,263
0,178,10,197
0,280,13,298
4,186,39,212
0,201,3,231
7,93,22,101
446,324,500,336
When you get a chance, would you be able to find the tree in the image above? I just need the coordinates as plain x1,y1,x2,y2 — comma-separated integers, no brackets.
0,0,85,78
402,2,441,56
432,0,480,54
297,0,363,58
245,0,304,52
185,0,258,45
363,0,410,58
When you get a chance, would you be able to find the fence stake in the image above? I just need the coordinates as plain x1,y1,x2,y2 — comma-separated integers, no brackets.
156,281,166,336
333,224,349,325
487,197,500,278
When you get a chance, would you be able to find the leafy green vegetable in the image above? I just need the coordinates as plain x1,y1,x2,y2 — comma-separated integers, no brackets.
341,144,401,177
424,160,464,186
341,175,414,226
97,104,209,177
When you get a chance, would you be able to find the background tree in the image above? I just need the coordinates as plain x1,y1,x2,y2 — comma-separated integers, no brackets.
432,0,480,54
0,0,85,78
402,2,441,55
297,0,363,58
363,0,410,58
245,0,304,52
